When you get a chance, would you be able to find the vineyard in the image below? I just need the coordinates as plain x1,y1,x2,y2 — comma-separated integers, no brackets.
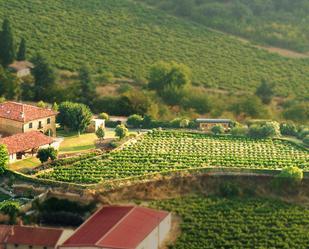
152,196,309,248
0,0,309,97
38,130,309,184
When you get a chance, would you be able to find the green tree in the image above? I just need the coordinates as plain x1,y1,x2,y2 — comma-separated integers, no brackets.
95,127,105,142
37,147,58,163
127,114,144,128
98,112,109,120
248,121,280,139
0,201,20,224
37,100,46,108
58,102,92,135
17,37,26,61
255,79,274,104
211,125,224,135
230,96,268,118
280,122,297,136
78,65,97,107
0,66,20,100
0,144,8,175
277,166,303,187
283,103,309,123
148,61,191,105
31,54,56,102
115,124,129,139
0,19,15,67
52,102,59,111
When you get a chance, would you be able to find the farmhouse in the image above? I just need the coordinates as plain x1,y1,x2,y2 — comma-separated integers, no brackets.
8,61,34,78
0,101,57,137
196,118,232,131
0,131,56,162
60,206,171,249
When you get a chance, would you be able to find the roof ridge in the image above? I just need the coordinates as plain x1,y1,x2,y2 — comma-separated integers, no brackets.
96,206,136,246
13,225,63,231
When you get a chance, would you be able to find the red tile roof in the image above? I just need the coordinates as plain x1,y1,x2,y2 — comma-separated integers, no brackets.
6,226,63,247
0,101,57,122
62,206,169,249
0,131,54,154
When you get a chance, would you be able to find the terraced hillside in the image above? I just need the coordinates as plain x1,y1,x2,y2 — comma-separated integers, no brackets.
38,130,309,184
1,0,309,97
153,196,309,249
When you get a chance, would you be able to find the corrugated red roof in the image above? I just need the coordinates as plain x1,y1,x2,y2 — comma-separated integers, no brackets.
0,101,57,122
62,206,169,249
0,131,54,154
62,206,134,246
6,226,63,247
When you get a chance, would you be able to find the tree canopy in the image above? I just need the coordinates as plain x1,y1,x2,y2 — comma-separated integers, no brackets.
0,19,15,67
0,144,9,175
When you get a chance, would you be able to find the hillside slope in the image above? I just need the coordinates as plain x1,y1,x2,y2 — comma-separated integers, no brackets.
137,0,309,53
1,0,309,97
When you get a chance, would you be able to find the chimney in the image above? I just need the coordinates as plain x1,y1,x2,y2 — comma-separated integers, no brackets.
20,112,25,119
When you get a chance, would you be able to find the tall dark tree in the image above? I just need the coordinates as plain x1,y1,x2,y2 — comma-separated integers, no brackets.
31,54,56,101
255,79,274,104
17,38,26,61
0,19,15,67
0,66,20,100
78,65,97,106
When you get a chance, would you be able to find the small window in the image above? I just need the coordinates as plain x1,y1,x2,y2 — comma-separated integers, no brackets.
29,123,33,129
38,121,42,129
29,246,33,249
43,247,47,249
47,118,51,124
14,244,18,248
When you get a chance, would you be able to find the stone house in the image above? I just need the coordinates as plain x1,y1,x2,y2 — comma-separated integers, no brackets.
8,61,34,78
0,102,57,137
196,118,232,131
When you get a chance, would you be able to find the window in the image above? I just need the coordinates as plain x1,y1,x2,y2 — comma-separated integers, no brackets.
29,123,33,129
29,246,33,249
47,118,51,124
14,244,18,248
38,121,43,129
43,247,47,249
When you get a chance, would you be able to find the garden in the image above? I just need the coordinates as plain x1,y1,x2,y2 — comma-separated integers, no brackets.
37,130,309,184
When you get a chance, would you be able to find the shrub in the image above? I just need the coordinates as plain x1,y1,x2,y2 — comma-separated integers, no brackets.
37,100,46,108
303,135,309,146
231,126,248,136
219,183,240,197
115,124,129,139
0,144,9,175
95,127,105,142
127,114,144,128
37,147,58,163
98,112,109,120
0,201,20,224
280,122,297,136
276,166,304,188
211,125,224,135
248,121,280,139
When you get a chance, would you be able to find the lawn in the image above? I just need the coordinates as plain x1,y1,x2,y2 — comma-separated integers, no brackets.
9,157,41,172
57,128,118,154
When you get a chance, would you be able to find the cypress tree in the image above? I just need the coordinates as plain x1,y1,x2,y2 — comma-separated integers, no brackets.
0,19,15,67
31,54,56,101
78,65,97,107
17,37,26,61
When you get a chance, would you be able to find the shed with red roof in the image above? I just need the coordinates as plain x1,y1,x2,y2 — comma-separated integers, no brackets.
60,206,171,249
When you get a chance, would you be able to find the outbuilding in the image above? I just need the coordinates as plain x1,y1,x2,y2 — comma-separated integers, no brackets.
196,118,232,131
8,61,34,78
60,205,171,249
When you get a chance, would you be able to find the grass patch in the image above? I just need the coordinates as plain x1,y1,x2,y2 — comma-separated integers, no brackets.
10,157,41,172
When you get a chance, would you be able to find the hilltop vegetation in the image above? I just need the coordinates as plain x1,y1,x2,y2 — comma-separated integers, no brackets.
0,0,309,98
137,0,309,53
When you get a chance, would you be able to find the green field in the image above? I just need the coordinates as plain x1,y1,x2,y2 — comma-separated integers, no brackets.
152,196,309,249
1,0,309,97
38,130,309,184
